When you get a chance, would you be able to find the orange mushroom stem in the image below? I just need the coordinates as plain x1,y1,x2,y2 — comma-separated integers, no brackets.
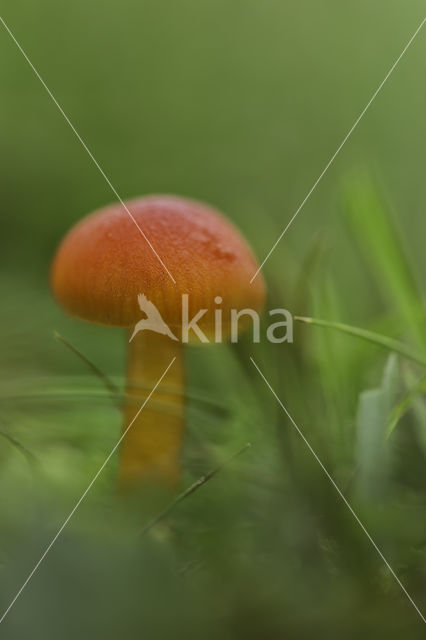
122,330,184,486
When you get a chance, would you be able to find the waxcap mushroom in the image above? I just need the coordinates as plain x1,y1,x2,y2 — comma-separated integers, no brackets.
51,195,266,487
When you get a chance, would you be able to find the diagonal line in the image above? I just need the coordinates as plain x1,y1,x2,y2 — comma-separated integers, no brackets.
250,16,426,283
250,356,426,625
0,357,176,626
0,15,176,284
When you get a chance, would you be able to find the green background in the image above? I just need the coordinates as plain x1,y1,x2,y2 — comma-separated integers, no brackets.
1,1,426,637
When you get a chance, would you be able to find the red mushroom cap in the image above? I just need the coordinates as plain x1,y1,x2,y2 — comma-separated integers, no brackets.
51,195,266,335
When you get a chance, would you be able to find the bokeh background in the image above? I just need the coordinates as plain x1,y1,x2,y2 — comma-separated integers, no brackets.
1,1,426,637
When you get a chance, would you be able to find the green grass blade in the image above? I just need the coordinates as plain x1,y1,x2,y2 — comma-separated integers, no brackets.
295,316,426,367
0,430,37,466
387,372,426,438
343,176,425,350
355,355,399,500
54,332,120,404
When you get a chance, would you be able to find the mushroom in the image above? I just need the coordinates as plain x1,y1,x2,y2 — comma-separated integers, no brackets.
51,195,266,488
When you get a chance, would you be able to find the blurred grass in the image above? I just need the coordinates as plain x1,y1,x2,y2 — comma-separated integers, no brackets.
1,1,426,637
